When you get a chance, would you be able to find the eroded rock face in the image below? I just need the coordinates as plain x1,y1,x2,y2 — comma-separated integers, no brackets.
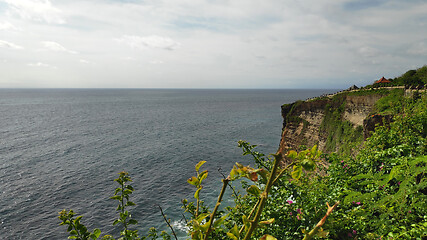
363,114,393,139
343,95,382,126
278,93,383,155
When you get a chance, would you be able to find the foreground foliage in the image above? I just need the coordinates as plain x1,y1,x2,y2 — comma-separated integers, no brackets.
60,92,426,239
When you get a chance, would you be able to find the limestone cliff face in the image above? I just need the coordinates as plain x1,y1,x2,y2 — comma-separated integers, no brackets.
278,93,384,155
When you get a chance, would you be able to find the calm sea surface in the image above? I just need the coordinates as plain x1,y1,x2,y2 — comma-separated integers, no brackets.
0,89,336,239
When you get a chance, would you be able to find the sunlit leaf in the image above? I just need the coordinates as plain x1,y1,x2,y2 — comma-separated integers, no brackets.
247,185,261,197
195,161,206,172
226,232,238,240
310,145,318,157
110,195,121,200
230,168,240,181
187,176,199,186
199,170,208,182
194,187,202,200
287,150,298,159
259,234,277,240
213,214,228,228
259,218,275,225
291,165,302,180
231,224,240,238
242,215,250,231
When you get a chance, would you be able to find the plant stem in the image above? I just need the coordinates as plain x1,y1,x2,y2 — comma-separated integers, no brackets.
158,205,178,240
121,182,127,231
272,162,294,185
70,221,84,239
195,194,200,218
242,153,282,240
203,177,229,240
239,198,261,235
302,201,340,240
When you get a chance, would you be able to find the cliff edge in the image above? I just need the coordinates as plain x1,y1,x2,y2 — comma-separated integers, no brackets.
277,89,401,156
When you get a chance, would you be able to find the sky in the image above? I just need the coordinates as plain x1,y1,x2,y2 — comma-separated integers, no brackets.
0,0,426,89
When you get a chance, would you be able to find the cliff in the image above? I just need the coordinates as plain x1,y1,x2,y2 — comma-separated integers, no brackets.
277,89,398,156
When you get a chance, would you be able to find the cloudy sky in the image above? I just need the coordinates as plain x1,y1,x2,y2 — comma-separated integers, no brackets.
0,0,426,89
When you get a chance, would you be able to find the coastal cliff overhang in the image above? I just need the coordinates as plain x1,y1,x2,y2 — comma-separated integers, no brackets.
279,90,388,156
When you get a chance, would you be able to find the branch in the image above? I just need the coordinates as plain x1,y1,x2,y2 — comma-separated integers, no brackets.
203,177,229,240
302,201,340,240
158,205,178,240
242,153,282,240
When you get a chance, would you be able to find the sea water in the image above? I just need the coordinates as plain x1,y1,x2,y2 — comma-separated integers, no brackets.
0,89,336,239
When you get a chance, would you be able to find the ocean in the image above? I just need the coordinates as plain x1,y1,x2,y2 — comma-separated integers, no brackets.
0,89,336,239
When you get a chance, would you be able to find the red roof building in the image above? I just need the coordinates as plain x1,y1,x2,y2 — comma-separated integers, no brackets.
375,76,391,84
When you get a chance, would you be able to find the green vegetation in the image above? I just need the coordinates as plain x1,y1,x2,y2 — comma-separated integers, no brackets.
319,94,364,155
363,65,427,88
392,66,427,87
59,88,426,239
374,88,405,114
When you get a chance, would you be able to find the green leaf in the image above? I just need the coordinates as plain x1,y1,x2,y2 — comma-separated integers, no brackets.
110,195,121,200
247,185,261,197
242,215,250,232
200,221,210,233
123,189,133,195
195,161,206,172
93,228,101,237
187,176,199,186
258,169,270,181
89,228,101,239
315,227,329,238
128,219,138,225
226,232,238,240
195,213,210,223
198,170,208,182
74,216,82,223
126,201,136,206
213,214,228,228
113,219,121,226
260,234,277,240
291,165,303,180
301,159,316,171
230,224,240,239
194,187,202,200
259,218,275,225
70,230,78,235
230,168,240,181
287,150,298,159
310,145,318,157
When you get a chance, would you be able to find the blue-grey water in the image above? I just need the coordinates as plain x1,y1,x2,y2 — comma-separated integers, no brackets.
0,89,335,239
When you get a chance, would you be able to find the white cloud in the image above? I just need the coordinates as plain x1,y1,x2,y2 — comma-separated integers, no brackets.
27,62,55,68
41,41,77,54
3,0,65,24
407,41,427,56
0,40,24,49
115,35,180,50
0,21,20,31
358,46,380,58
149,60,164,64
79,59,90,64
